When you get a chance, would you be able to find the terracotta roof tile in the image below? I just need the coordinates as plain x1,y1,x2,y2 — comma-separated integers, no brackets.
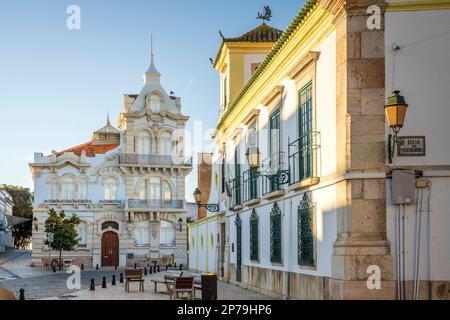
56,141,118,157
225,23,283,42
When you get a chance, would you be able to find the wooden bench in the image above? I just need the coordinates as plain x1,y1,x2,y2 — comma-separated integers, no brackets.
125,269,144,292
193,277,202,299
167,277,194,300
150,270,183,293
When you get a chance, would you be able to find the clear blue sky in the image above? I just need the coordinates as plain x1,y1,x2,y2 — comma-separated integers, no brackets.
0,0,306,199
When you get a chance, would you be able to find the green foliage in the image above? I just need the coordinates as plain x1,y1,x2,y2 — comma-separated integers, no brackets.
0,184,33,249
44,209,80,266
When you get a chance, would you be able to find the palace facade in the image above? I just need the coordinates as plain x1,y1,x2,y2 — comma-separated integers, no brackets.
29,52,192,268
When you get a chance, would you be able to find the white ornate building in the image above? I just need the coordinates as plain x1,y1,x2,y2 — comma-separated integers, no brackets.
0,189,14,252
29,51,192,268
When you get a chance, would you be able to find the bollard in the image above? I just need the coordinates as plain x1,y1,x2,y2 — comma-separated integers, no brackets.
90,279,95,291
96,264,99,270
119,273,124,283
134,263,137,269
102,277,107,288
144,267,148,275
174,262,177,268
112,275,116,286
81,263,84,271
19,288,25,300
149,267,153,274
157,265,160,272
179,264,183,271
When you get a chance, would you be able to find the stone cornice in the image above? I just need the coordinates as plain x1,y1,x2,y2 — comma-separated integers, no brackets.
122,109,189,122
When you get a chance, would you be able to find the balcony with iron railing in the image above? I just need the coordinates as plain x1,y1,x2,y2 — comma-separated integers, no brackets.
127,198,184,210
288,131,320,185
261,151,289,195
119,154,192,167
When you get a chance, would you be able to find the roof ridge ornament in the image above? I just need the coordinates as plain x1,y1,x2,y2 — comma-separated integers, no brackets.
257,5,272,23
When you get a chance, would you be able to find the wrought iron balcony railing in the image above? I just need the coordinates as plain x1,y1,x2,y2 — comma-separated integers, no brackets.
261,151,289,195
243,169,259,202
288,131,320,185
119,154,192,167
128,199,184,210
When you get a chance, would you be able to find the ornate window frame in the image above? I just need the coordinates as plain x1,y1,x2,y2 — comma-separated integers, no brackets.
249,209,259,262
270,201,283,264
297,193,316,269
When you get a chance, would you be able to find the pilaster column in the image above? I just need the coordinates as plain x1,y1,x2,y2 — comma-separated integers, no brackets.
329,0,395,299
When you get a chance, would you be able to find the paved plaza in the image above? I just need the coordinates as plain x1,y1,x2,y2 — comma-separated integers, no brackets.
0,250,273,300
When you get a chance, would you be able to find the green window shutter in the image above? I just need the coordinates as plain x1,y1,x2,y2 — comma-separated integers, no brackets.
298,193,315,266
269,108,281,192
250,209,259,261
298,82,313,181
270,202,282,263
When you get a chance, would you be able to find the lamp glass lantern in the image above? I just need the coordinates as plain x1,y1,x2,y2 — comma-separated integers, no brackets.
385,90,408,163
385,90,408,133
33,217,38,232
246,146,261,170
178,218,183,232
193,187,202,204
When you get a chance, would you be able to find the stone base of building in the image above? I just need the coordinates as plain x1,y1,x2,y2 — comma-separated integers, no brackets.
228,264,330,300
328,279,396,300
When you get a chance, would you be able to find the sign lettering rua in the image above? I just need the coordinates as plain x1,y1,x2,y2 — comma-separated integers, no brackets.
397,136,426,157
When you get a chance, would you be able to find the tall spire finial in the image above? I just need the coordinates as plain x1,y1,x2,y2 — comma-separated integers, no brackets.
107,112,110,125
144,33,160,80
151,34,154,59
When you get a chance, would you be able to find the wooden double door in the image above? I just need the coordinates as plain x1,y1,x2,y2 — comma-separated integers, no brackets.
101,231,119,267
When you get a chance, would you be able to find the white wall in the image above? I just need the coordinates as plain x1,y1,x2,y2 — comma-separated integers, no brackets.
385,6,450,282
385,8,450,166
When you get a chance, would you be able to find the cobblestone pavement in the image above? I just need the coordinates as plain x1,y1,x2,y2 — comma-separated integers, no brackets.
0,251,274,300
70,271,274,300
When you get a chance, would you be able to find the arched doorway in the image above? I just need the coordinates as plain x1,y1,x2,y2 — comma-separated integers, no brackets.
101,231,119,267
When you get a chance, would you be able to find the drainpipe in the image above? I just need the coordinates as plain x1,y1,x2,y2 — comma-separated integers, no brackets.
413,180,431,300
413,187,422,300
396,206,401,300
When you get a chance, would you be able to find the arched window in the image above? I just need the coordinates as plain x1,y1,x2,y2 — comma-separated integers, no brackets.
160,220,176,247
162,181,172,202
77,222,87,247
78,178,88,200
103,177,118,200
137,130,151,155
61,175,76,200
150,95,162,113
47,176,59,200
159,132,172,156
135,221,150,246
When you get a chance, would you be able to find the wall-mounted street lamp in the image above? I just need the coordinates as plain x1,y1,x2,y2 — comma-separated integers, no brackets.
193,188,219,213
178,217,183,232
245,146,289,184
33,217,38,232
385,90,409,163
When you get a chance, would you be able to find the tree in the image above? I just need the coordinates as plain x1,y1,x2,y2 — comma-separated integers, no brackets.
0,185,33,249
44,208,80,269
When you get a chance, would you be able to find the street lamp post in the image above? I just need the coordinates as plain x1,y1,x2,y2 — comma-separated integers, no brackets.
385,90,409,163
245,146,289,184
193,188,219,213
